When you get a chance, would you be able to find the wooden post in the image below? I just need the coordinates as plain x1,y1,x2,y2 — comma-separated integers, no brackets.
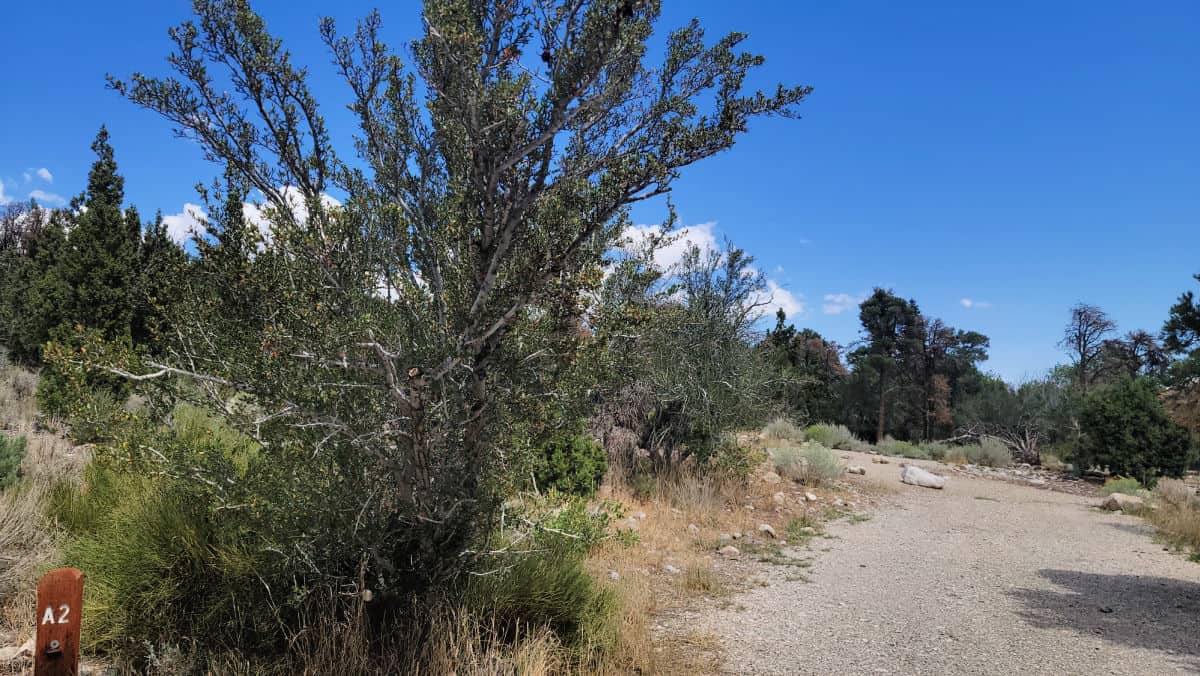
34,568,84,676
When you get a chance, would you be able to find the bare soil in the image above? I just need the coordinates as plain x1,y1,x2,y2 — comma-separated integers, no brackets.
687,451,1200,675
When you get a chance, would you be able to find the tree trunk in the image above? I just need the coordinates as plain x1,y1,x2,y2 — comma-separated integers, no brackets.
877,372,887,443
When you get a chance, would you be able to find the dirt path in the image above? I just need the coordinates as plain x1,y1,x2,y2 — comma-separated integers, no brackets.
696,451,1200,675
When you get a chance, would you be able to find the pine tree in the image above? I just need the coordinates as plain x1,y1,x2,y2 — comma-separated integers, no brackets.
131,212,187,348
57,127,141,342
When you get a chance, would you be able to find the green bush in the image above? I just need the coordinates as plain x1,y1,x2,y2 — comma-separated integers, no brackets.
1101,477,1143,496
0,435,25,489
769,442,843,486
533,430,607,497
964,439,1011,467
51,464,278,654
704,434,762,482
466,499,623,656
1078,378,1196,485
921,441,952,461
804,423,870,452
761,418,805,444
877,436,928,459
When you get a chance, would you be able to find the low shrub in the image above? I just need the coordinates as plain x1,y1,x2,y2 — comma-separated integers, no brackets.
876,436,928,459
703,434,762,483
921,441,952,461
465,500,623,658
0,435,25,489
534,430,607,497
964,439,1011,467
1039,453,1068,472
51,464,277,655
769,442,843,486
761,418,805,444
1155,478,1197,508
804,423,871,452
1101,477,1143,496
1143,498,1200,561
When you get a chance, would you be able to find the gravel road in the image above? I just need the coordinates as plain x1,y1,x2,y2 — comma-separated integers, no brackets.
698,451,1200,675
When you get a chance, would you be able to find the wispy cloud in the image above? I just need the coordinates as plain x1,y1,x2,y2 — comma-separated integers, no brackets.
960,297,992,310
822,292,864,315
0,180,10,206
28,189,65,206
35,168,52,183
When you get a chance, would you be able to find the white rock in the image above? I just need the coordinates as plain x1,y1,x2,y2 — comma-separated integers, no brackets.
664,564,682,575
608,570,621,581
719,533,732,541
719,545,741,557
805,492,819,502
634,511,647,520
744,504,755,511
1101,493,1144,511
772,491,787,505
732,531,743,539
900,465,946,489
759,524,778,538
687,523,700,534
848,466,866,475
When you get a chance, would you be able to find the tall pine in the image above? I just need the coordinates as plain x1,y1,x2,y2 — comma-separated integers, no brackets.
58,127,141,341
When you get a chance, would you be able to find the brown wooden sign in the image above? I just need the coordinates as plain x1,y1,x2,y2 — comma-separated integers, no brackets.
34,567,84,676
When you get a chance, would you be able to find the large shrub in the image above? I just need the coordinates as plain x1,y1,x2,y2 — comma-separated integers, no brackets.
1077,378,1195,485
533,430,607,497
0,435,25,489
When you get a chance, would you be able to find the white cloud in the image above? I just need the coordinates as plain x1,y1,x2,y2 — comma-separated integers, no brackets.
28,189,66,207
162,203,208,245
35,168,53,183
0,180,10,206
822,293,863,315
764,279,804,318
166,187,343,248
960,297,992,310
622,221,718,270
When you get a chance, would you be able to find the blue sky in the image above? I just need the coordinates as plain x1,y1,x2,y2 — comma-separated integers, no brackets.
2,1,1197,382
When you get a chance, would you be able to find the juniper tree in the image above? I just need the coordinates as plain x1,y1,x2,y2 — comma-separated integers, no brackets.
100,0,809,593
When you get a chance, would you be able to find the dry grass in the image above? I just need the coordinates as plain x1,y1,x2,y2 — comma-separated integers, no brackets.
0,364,85,648
1144,478,1200,561
1040,453,1068,472
0,362,40,433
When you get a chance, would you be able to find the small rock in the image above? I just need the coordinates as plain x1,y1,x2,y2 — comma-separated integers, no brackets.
805,492,819,502
687,523,700,534
772,491,787,505
664,564,682,575
1101,493,1144,511
848,465,866,475
878,458,890,464
1099,605,1114,613
634,511,647,520
719,545,741,557
758,524,778,538
719,533,732,542
609,570,621,581
744,504,755,511
763,471,782,484
732,531,743,539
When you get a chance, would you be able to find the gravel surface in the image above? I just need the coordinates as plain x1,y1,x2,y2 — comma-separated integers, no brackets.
696,451,1200,675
